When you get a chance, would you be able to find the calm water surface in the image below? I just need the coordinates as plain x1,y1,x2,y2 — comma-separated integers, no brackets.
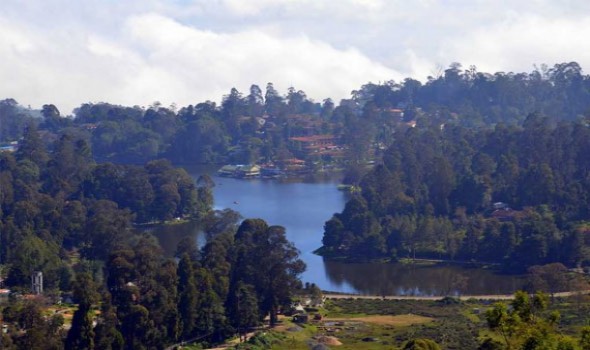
152,166,524,296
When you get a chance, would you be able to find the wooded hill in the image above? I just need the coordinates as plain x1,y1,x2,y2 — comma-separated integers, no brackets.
2,62,590,168
321,114,590,271
0,123,307,349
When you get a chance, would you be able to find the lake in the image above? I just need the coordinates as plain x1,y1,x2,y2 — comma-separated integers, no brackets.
152,166,524,296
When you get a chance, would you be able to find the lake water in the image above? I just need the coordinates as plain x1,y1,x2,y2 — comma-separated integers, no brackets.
152,166,524,296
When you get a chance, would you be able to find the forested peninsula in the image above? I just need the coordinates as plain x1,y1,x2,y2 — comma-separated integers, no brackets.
320,115,590,271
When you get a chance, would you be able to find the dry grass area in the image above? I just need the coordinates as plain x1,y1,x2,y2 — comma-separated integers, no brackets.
45,307,75,320
315,335,343,345
324,313,433,326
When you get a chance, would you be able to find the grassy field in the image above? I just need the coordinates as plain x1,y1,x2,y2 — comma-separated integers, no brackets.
227,298,476,349
231,294,590,349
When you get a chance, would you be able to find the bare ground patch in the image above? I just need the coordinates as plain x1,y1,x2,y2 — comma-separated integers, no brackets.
324,314,433,326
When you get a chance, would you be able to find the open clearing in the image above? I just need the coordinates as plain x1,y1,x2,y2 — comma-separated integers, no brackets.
323,313,433,326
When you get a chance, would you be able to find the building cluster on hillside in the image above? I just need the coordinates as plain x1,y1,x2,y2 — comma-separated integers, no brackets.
289,134,343,158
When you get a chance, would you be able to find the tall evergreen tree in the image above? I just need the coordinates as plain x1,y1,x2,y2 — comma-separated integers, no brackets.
177,253,198,339
66,272,98,350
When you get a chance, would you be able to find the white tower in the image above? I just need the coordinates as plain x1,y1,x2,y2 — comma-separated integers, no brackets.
31,271,43,295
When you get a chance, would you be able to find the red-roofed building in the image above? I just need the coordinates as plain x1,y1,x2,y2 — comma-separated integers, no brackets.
289,135,341,158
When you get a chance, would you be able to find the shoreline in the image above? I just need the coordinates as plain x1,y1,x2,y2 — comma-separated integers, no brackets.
322,289,590,301
314,247,501,269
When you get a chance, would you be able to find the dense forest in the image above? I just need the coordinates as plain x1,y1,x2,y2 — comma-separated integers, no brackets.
0,126,305,349
321,114,590,271
2,62,590,169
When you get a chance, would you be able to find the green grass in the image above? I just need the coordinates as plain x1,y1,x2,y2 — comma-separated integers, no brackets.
263,295,590,349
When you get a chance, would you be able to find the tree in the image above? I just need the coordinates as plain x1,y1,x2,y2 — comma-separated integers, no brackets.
485,291,564,350
227,282,259,342
201,232,233,299
194,267,227,342
43,133,93,196
177,253,198,339
41,104,67,131
229,219,305,326
175,236,199,262
6,235,63,289
155,259,180,343
0,98,37,143
527,263,569,297
264,83,283,116
119,305,151,350
4,300,65,349
66,272,98,350
486,301,520,349
93,291,125,350
580,326,590,350
196,174,215,219
15,123,48,167
83,200,133,261
246,84,264,117
403,338,441,350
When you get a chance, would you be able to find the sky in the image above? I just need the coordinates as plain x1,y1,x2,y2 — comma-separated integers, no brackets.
2,0,590,114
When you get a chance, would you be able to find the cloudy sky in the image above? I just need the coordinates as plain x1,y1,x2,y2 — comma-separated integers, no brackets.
3,0,590,114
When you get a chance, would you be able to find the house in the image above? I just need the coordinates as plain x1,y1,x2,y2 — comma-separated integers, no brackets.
236,165,261,178
277,158,306,173
286,114,325,136
0,142,17,152
289,135,340,158
387,108,405,120
290,135,335,148
217,164,262,178
292,303,306,314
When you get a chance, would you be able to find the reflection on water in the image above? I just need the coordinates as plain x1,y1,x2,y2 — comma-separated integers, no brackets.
150,165,525,296
323,260,524,296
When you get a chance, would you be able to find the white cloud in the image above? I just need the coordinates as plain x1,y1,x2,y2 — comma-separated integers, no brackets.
1,0,590,113
441,14,590,75
123,13,400,105
0,9,400,114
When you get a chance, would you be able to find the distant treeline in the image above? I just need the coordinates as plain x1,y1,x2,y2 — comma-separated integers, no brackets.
321,114,590,271
2,62,590,167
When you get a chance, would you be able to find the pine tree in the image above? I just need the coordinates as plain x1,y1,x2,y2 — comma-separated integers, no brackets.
177,253,198,339
66,272,98,350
